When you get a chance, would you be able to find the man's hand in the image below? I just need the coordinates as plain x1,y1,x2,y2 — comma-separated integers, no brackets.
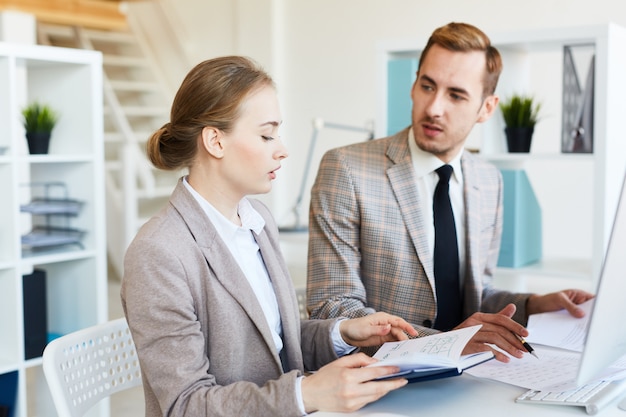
455,304,528,363
339,312,419,347
526,289,594,317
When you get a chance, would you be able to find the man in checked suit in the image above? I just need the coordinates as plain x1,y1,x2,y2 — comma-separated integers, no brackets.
307,22,593,362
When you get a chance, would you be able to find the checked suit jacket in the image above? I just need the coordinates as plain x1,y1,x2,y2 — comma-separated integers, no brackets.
307,127,531,335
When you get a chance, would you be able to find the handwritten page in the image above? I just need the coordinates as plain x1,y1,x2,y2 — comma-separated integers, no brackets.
525,299,594,352
369,325,482,370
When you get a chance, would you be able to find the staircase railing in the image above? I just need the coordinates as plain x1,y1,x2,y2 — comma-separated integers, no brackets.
71,25,157,277
123,0,192,91
36,1,190,279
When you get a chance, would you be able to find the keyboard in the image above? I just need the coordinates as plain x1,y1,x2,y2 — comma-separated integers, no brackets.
516,378,626,415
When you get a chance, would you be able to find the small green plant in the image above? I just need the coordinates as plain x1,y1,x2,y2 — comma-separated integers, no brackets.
21,102,59,134
499,95,542,128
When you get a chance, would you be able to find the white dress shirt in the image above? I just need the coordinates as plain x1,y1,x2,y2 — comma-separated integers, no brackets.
183,177,284,351
407,128,467,286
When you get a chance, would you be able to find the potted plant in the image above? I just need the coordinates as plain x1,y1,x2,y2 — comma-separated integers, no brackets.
21,102,59,154
499,94,542,153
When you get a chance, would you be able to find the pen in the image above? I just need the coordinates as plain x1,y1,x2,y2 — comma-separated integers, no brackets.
516,334,539,359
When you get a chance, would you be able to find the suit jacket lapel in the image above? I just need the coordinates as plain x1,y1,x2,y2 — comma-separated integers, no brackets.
386,130,436,290
253,227,301,370
169,181,284,369
461,154,483,314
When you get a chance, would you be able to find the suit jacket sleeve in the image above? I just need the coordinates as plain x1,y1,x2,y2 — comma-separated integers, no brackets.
307,146,378,321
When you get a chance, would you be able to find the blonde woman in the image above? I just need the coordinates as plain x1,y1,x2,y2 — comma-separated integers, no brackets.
121,56,417,417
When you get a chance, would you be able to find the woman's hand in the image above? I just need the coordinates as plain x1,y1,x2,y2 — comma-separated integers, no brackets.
339,312,418,347
301,353,407,413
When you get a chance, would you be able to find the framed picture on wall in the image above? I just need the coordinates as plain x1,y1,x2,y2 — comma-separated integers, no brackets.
561,44,595,153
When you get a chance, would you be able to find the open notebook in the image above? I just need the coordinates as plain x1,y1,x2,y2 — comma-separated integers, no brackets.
368,325,493,382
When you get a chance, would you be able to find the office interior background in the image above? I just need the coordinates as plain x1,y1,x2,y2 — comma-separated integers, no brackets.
164,0,626,293
4,0,625,284
2,0,626,415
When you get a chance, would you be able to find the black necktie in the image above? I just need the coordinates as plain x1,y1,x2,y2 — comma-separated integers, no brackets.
433,165,462,330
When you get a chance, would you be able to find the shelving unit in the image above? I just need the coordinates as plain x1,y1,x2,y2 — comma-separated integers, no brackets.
0,42,106,416
376,23,626,291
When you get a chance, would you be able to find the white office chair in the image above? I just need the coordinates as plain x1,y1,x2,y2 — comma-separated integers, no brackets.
42,317,142,417
295,287,309,319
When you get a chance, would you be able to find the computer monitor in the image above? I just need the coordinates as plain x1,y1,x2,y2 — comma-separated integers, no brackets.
577,171,626,385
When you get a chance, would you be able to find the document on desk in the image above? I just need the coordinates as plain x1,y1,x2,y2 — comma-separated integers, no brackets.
466,346,582,390
465,299,626,391
466,346,626,391
524,299,594,352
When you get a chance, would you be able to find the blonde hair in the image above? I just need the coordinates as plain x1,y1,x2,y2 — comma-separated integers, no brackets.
419,22,502,97
146,56,274,171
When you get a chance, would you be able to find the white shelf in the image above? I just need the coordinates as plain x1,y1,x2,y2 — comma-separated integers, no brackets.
497,257,592,280
377,23,626,288
20,248,98,264
483,152,596,170
20,154,95,163
494,257,596,295
483,152,595,162
0,261,15,269
0,42,107,417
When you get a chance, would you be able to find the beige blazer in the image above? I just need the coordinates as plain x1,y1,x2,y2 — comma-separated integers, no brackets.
307,128,531,336
122,179,339,417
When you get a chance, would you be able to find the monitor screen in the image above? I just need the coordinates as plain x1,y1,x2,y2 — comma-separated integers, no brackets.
578,172,626,385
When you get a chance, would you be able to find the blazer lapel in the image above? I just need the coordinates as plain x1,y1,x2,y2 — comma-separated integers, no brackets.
169,181,283,369
461,154,483,314
253,227,301,371
386,130,436,290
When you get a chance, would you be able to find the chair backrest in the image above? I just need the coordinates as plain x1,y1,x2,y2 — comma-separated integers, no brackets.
295,287,309,319
42,317,142,417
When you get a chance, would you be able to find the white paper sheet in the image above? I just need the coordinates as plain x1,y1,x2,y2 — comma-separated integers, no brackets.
466,346,581,390
466,299,626,391
525,299,594,352
466,346,626,391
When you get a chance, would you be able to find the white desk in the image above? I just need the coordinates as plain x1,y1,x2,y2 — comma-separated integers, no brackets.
314,374,626,416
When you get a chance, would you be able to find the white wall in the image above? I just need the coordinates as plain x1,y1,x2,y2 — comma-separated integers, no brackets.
275,1,626,225
145,0,626,238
